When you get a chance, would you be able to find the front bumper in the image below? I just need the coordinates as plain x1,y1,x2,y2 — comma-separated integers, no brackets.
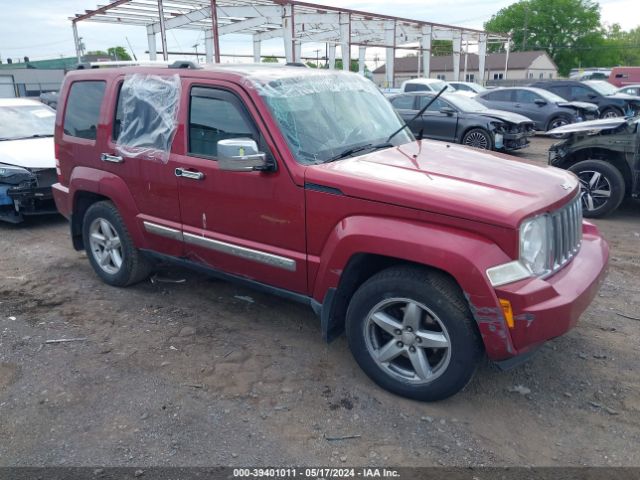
500,131,531,151
491,222,608,359
0,169,58,223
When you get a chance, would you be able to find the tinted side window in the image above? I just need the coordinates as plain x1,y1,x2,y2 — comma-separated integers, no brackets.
570,85,594,98
418,96,449,111
63,81,106,140
513,89,540,103
189,91,255,158
390,95,416,110
548,85,569,99
405,83,430,92
455,84,472,92
484,90,512,101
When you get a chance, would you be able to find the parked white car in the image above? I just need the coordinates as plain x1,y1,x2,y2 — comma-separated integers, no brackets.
448,81,487,97
400,78,456,93
0,98,58,223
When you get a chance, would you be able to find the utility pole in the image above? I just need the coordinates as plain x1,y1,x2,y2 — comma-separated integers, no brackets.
193,43,200,63
314,49,321,67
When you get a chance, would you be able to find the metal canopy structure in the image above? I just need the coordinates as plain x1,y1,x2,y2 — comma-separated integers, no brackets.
71,0,510,86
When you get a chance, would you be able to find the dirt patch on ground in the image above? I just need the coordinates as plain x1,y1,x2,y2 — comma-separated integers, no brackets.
0,136,639,467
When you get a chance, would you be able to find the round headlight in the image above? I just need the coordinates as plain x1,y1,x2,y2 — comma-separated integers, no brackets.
520,215,551,275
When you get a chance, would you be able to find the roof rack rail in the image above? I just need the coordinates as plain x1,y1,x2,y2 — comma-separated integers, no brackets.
169,60,202,69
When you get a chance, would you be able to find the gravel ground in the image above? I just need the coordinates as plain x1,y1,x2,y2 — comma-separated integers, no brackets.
0,136,639,467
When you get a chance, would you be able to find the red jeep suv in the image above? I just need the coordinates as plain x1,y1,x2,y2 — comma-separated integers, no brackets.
52,64,609,401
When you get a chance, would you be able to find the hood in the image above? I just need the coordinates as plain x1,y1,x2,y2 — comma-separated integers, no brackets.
556,101,599,111
305,140,578,229
474,109,534,125
0,137,55,170
547,117,630,135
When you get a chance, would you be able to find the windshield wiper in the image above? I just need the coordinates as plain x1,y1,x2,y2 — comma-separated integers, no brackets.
323,142,392,164
385,85,448,144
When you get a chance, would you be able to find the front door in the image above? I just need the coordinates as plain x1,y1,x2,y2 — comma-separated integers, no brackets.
417,96,458,142
172,80,307,294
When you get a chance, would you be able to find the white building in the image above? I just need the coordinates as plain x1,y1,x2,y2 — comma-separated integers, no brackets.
373,50,558,86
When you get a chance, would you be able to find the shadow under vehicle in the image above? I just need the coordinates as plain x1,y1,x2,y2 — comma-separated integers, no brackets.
548,116,640,217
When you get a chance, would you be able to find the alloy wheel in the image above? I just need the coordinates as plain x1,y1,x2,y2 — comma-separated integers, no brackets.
89,218,124,275
363,298,451,384
463,131,489,149
577,170,612,212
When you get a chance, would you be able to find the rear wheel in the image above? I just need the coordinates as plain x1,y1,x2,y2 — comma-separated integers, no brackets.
568,160,625,218
462,128,492,150
345,266,483,401
82,201,152,286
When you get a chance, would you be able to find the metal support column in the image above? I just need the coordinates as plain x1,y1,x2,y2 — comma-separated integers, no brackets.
340,13,350,72
358,46,366,76
283,4,293,62
478,34,487,85
504,37,511,80
210,0,221,63
253,38,261,63
384,20,395,88
156,0,168,61
72,22,82,62
328,44,336,69
452,30,462,81
420,25,432,78
146,26,157,60
204,30,213,63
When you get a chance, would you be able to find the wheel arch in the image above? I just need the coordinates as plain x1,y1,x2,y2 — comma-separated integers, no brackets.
312,216,515,358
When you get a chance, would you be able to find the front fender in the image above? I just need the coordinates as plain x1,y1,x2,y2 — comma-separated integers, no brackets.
69,166,146,247
311,216,517,358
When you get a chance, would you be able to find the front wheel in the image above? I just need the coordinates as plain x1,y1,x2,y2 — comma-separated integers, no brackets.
462,128,492,150
547,116,572,139
82,201,152,286
345,266,483,401
568,160,625,218
600,108,622,119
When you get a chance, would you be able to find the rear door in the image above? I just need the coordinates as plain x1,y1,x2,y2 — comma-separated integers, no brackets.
172,79,308,294
105,75,184,257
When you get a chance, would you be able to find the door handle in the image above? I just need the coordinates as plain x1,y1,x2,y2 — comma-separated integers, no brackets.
175,168,204,180
101,153,124,163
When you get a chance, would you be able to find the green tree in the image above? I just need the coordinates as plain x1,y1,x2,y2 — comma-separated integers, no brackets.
107,46,132,61
261,55,279,63
333,58,366,72
484,0,603,76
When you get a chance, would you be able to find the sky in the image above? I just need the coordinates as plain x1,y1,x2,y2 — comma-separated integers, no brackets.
0,0,638,64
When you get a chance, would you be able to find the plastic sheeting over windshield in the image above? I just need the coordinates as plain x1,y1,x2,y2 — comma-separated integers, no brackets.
243,70,412,165
115,74,181,163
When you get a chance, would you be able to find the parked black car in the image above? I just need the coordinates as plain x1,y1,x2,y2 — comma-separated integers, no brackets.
547,117,640,217
530,80,640,119
389,92,535,151
475,87,599,132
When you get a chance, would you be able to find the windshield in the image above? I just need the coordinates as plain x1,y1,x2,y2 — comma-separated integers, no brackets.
0,104,55,140
585,81,618,96
445,94,488,112
257,72,413,164
530,88,568,103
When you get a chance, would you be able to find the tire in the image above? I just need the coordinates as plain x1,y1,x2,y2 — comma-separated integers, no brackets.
568,160,625,218
462,128,492,150
82,201,152,286
345,266,483,401
546,115,572,138
600,108,622,119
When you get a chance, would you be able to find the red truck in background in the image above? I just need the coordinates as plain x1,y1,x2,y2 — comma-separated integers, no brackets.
52,65,609,401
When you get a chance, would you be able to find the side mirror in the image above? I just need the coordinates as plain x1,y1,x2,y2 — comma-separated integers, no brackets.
217,138,269,172
534,99,547,106
588,93,598,99
439,107,456,115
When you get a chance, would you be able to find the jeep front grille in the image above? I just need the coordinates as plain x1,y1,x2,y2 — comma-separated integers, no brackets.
550,194,583,271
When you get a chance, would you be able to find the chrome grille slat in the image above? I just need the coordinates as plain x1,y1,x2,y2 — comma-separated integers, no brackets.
549,195,582,271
